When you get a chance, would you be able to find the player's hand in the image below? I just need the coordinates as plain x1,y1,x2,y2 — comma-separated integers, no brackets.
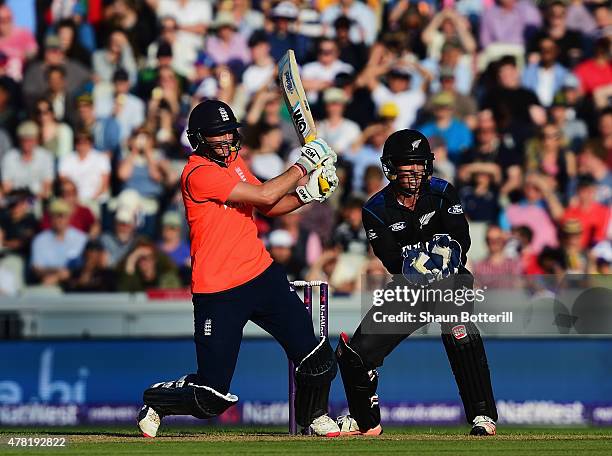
296,159,338,203
295,139,337,175
402,249,441,286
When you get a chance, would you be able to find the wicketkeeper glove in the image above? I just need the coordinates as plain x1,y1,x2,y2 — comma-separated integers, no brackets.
295,139,337,175
296,158,339,203
425,234,462,279
402,249,441,287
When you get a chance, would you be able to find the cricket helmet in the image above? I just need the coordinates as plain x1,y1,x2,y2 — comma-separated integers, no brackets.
381,129,434,197
186,100,242,167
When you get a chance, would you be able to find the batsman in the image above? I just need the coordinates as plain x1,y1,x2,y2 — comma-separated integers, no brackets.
336,129,498,436
137,100,342,437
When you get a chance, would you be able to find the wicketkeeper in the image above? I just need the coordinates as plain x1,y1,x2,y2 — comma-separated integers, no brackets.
137,100,341,437
336,130,498,436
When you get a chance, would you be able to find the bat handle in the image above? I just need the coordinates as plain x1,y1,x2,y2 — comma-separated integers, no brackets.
318,175,330,194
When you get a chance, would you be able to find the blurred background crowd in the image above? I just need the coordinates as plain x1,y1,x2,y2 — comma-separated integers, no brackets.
0,0,610,297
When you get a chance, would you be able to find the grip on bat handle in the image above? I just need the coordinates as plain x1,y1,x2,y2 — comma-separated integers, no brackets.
318,175,330,194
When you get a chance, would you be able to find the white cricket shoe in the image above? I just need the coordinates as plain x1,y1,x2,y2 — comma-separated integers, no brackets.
309,414,341,437
337,415,383,436
137,405,163,438
470,415,496,436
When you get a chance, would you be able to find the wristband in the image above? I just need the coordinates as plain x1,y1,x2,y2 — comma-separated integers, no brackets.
292,163,307,177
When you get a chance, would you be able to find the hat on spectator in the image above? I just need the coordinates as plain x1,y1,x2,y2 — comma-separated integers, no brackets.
268,229,295,248
213,12,237,30
562,73,580,89
49,198,71,215
561,219,583,235
334,15,352,30
432,91,455,107
157,41,173,58
272,1,299,20
248,30,269,48
45,34,62,50
113,67,130,82
162,212,182,228
388,66,411,79
378,101,399,119
334,71,355,88
323,87,348,104
195,51,215,67
17,121,39,139
115,208,136,225
439,66,455,80
76,92,94,106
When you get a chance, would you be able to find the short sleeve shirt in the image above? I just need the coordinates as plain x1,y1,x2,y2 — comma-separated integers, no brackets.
181,154,272,293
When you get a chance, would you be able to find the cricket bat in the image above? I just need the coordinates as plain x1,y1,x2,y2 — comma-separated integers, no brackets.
278,50,330,194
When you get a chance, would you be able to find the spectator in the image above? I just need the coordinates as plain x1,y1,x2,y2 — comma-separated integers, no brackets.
500,174,559,253
522,38,569,107
22,34,90,111
65,239,116,292
267,229,300,280
0,190,38,258
30,198,87,286
363,165,385,198
205,12,250,70
333,16,368,72
105,0,157,57
92,28,138,86
320,0,378,46
479,0,542,49
55,18,91,68
561,175,610,249
317,88,360,156
40,178,97,236
75,93,121,158
346,122,389,193
45,65,79,127
100,208,139,268
574,37,612,98
220,0,264,39
460,111,522,196
266,1,309,62
420,91,473,161
1,121,53,199
577,141,612,205
117,240,181,292
154,0,212,59
95,68,145,142
58,129,111,205
0,4,37,80
430,136,456,184
332,196,368,255
242,32,275,98
559,219,588,273
189,51,218,99
146,16,194,79
473,225,523,286
421,8,477,62
302,38,353,103
158,211,190,269
459,170,500,224
550,91,588,153
275,210,323,276
249,123,285,181
35,97,73,159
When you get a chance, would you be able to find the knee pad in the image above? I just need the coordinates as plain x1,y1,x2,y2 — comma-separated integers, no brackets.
294,338,337,427
336,333,381,431
143,374,238,419
441,322,498,423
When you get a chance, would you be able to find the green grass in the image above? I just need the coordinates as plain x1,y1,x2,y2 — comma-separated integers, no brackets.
1,426,611,455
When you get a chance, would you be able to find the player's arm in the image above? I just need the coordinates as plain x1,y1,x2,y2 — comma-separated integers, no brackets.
362,207,404,274
229,139,337,207
440,183,471,264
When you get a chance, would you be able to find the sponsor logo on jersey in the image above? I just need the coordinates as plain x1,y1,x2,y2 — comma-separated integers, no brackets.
366,229,378,240
204,318,213,336
235,167,247,182
419,210,436,228
451,324,467,340
448,204,464,214
218,107,230,121
389,222,406,232
411,139,422,151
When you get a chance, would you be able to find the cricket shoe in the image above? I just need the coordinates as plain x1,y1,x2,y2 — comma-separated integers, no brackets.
336,415,383,436
309,414,341,437
470,415,496,436
137,405,163,438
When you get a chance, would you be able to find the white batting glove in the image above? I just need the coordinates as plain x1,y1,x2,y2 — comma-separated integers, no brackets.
296,160,338,203
295,139,337,175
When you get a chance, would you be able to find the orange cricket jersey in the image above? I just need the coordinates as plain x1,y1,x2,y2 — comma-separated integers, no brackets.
181,154,272,293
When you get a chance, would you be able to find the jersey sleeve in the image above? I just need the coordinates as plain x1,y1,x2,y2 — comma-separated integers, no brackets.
185,164,238,204
439,182,471,264
362,206,404,274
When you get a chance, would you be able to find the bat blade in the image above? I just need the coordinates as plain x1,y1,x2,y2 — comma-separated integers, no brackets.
278,50,317,146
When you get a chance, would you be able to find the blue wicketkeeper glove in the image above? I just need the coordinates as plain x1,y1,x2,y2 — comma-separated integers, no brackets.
402,248,442,287
425,234,462,279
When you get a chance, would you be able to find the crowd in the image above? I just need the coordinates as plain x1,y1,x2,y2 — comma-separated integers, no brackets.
0,0,610,297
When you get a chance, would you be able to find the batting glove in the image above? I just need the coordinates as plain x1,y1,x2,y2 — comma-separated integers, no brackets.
295,139,337,175
296,159,338,203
